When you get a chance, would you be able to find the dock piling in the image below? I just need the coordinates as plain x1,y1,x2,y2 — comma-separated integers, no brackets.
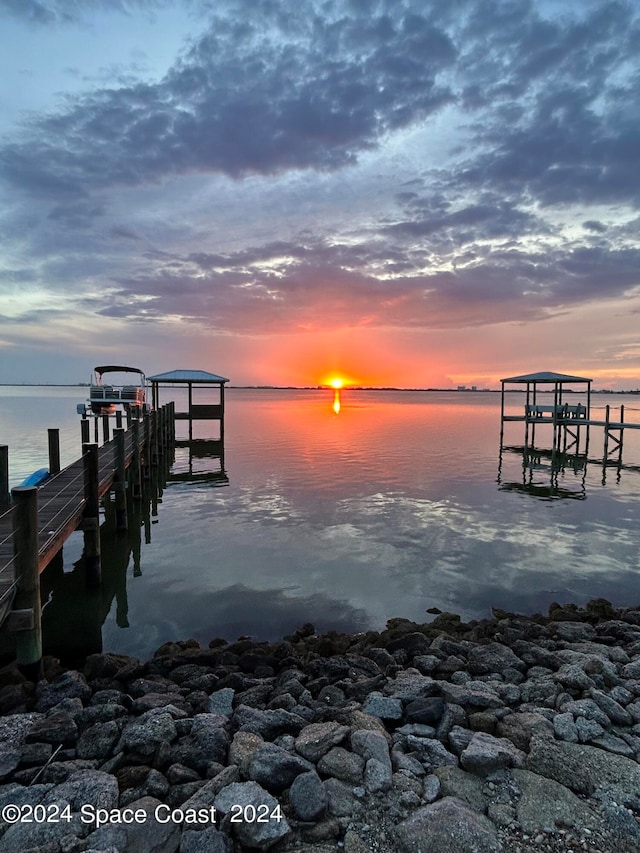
81,417,90,446
113,428,128,531
48,429,61,475
11,485,43,681
82,443,101,587
0,445,9,509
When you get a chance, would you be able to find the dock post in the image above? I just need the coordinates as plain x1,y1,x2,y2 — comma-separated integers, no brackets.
143,412,151,480
81,417,90,447
102,414,110,445
82,443,101,587
126,407,133,428
113,427,128,530
171,401,176,442
11,485,43,681
151,409,159,465
48,429,61,475
618,405,625,464
115,410,123,429
604,405,610,461
131,420,142,500
0,445,9,509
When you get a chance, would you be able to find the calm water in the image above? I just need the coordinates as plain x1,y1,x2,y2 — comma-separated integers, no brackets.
1,386,639,662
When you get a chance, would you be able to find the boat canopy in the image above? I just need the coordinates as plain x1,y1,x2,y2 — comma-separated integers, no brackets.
94,365,145,377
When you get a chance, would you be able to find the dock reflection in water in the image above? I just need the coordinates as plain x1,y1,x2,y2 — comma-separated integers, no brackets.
40,438,227,665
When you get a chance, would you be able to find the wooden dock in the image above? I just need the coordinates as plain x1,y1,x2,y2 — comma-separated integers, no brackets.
0,403,175,676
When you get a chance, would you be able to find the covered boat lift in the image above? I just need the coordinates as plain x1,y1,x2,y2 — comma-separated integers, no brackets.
148,369,229,441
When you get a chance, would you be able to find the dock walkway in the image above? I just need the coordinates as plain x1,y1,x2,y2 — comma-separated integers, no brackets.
0,407,174,632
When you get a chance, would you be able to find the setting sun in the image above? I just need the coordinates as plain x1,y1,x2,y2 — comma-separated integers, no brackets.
330,378,344,389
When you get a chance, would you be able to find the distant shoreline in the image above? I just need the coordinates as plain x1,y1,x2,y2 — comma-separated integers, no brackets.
1,384,639,394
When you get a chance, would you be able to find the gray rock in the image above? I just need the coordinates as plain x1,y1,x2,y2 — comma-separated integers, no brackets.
364,757,392,792
180,826,233,853
190,714,229,765
25,711,78,745
560,698,610,727
553,664,594,691
434,766,487,813
512,768,600,834
248,742,313,792
350,729,391,766
496,711,553,751
363,692,403,721
118,711,178,757
447,724,474,755
460,731,525,775
553,711,579,742
288,770,327,821
422,773,441,803
1,769,118,852
413,655,440,674
207,688,235,716
440,681,503,708
407,735,458,768
575,715,605,743
395,796,501,852
0,748,21,781
228,731,264,776
382,670,439,701
317,746,365,784
550,621,596,642
234,705,307,740
405,696,445,725
623,658,640,679
77,720,121,760
391,748,426,778
86,795,181,853
294,721,349,762
324,777,358,817
35,671,92,712
527,735,640,797
214,781,290,849
589,688,633,726
467,642,525,674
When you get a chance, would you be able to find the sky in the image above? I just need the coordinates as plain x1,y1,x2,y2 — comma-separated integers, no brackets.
1,0,639,389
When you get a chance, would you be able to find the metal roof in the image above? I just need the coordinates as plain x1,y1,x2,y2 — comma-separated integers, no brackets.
501,371,592,384
147,369,229,384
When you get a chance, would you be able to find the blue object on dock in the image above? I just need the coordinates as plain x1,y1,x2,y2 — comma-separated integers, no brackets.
20,468,50,487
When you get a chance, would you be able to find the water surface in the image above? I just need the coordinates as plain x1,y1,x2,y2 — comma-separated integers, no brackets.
1,386,639,661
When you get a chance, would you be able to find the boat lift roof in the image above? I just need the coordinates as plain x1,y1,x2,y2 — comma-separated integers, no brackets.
94,365,145,376
500,371,592,384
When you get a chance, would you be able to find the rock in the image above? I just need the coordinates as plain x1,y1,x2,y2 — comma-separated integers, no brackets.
208,688,235,716
77,720,121,759
589,687,633,726
324,777,358,817
317,746,365,784
25,711,78,745
350,729,391,766
248,742,313,792
118,710,178,758
422,773,441,803
234,705,307,739
35,671,92,712
553,711,579,742
527,736,640,798
495,711,553,751
362,692,403,721
295,722,350,762
363,756,392,792
466,642,525,674
434,766,486,813
86,795,181,853
405,696,445,725
460,731,525,776
180,826,233,853
440,681,503,708
407,735,458,768
289,770,327,821
214,781,290,849
512,768,600,834
395,796,502,852
228,731,264,776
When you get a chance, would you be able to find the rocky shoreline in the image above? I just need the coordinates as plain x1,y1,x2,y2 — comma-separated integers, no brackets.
1,598,640,853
